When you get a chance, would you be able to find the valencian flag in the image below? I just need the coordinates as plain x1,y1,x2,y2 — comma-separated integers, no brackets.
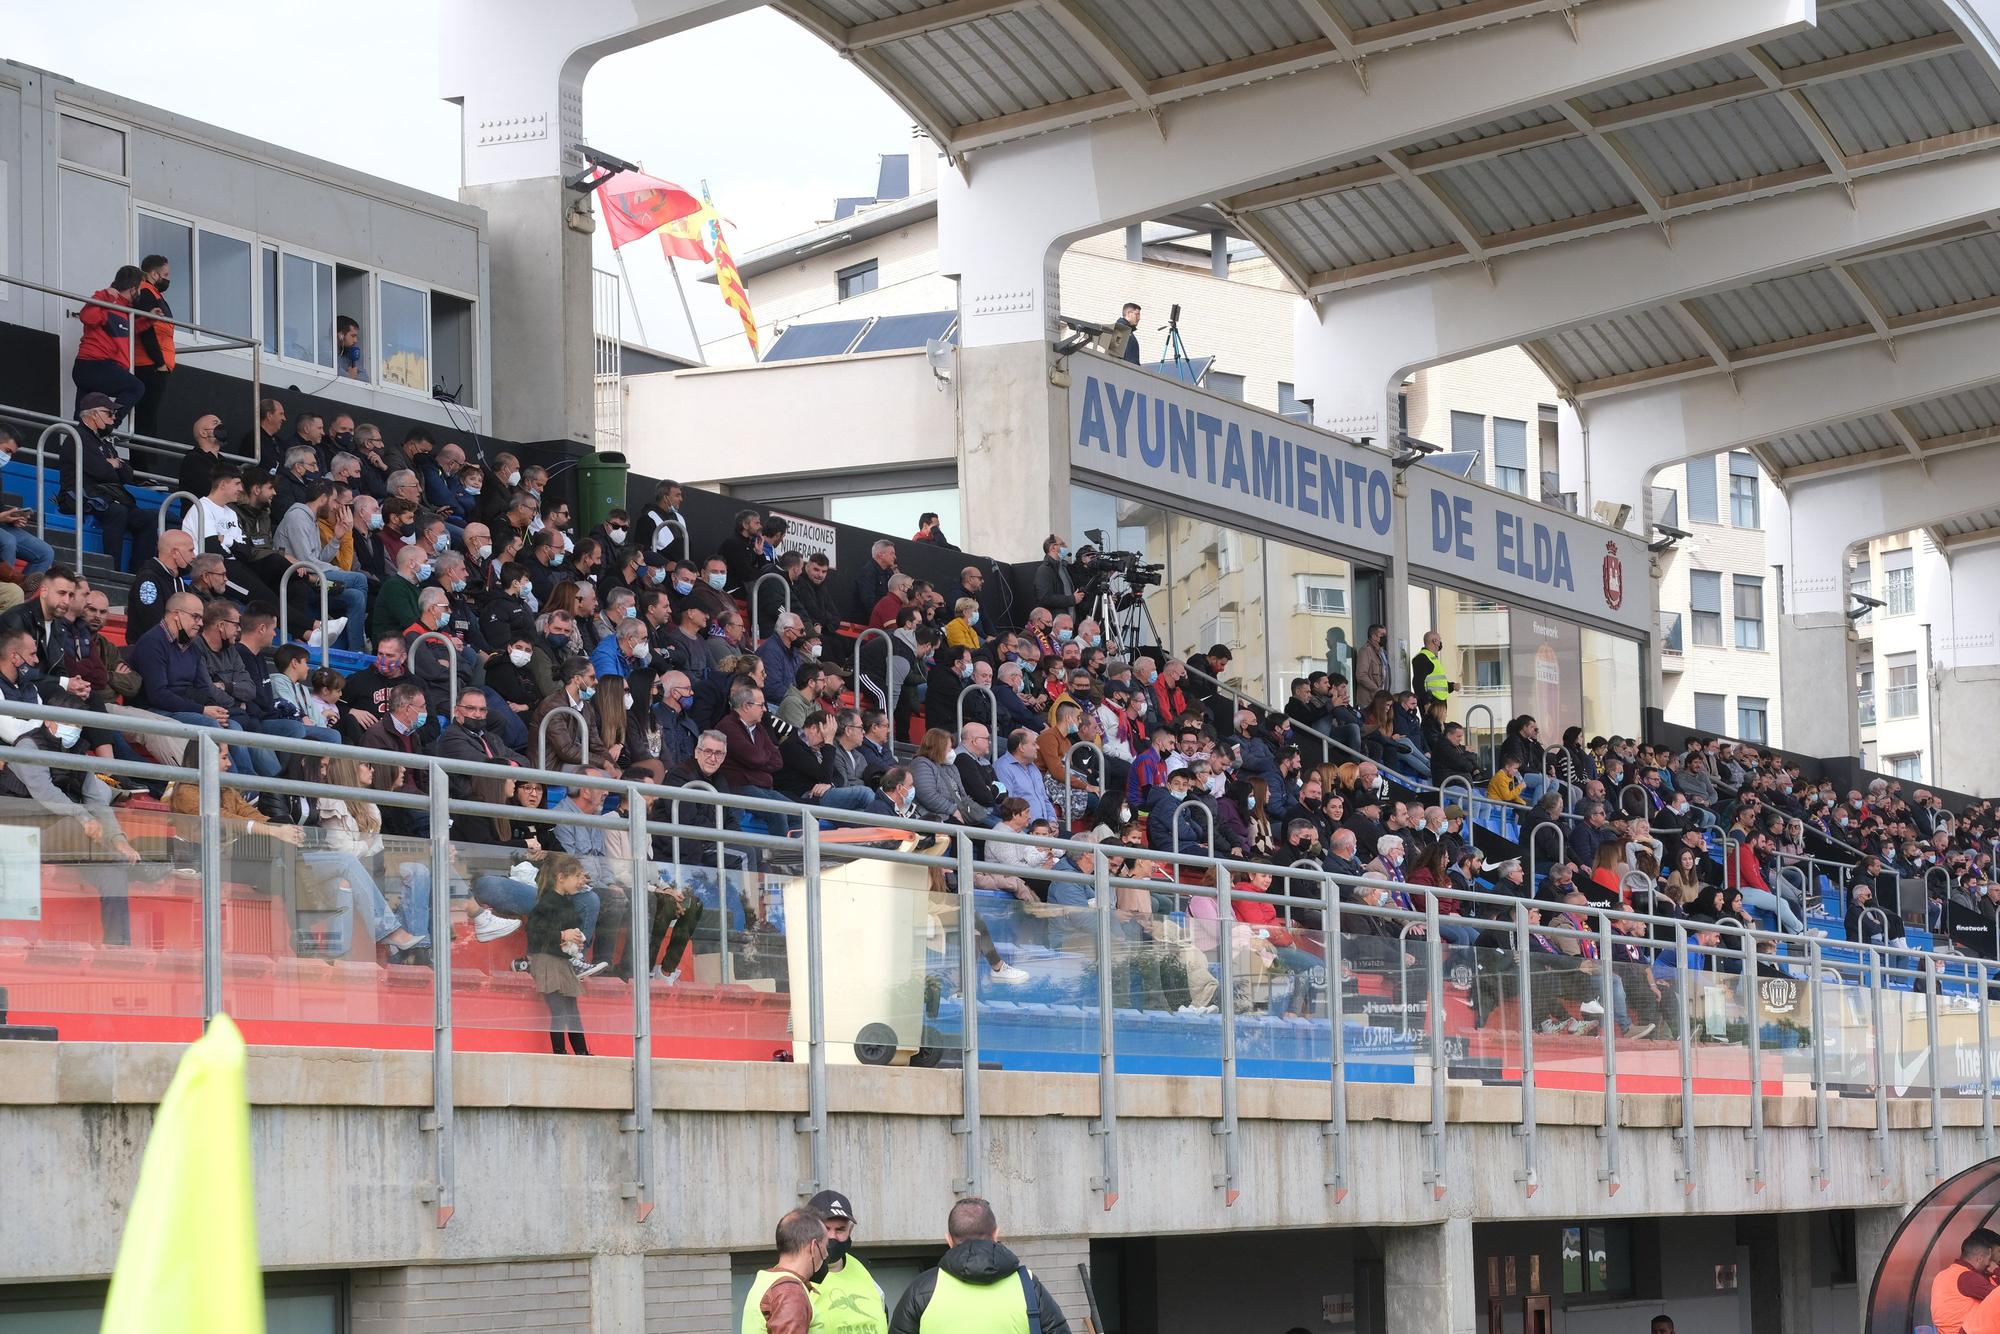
595,171,703,251
660,205,719,263
100,1015,263,1333
702,183,760,357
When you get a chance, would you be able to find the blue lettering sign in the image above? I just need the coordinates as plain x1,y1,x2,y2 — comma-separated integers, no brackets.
1367,469,1392,535
1195,413,1222,484
1221,423,1249,494
1166,404,1194,475
1106,384,1136,458
1296,443,1320,517
1430,492,1454,554
1078,377,1108,454
1250,431,1281,501
1452,497,1474,560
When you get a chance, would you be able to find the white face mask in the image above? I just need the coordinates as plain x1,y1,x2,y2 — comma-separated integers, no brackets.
53,723,81,748
607,526,627,543
509,648,532,668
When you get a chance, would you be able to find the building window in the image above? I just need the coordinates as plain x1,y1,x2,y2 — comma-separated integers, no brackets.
1278,382,1312,422
1728,451,1761,528
280,251,336,368
1694,692,1726,734
1689,570,1723,646
1562,1223,1634,1298
1886,652,1918,719
1885,549,1915,616
1737,696,1769,743
195,229,253,341
1888,753,1923,781
1733,575,1765,650
836,259,879,300
379,280,431,393
136,213,193,313
1450,410,1484,456
1660,611,1683,654
1206,371,1246,401
1686,456,1719,524
1857,663,1875,726
1467,648,1504,690
59,113,126,176
1298,575,1346,616
1493,416,1528,495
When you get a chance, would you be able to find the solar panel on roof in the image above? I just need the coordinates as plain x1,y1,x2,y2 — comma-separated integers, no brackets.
851,311,958,354
761,319,870,362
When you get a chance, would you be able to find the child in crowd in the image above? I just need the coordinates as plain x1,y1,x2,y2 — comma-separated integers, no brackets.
528,852,593,1055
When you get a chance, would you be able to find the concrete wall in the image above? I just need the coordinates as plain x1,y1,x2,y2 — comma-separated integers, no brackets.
1402,348,1558,496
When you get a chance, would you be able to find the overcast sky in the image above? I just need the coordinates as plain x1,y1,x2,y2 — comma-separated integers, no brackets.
0,0,913,359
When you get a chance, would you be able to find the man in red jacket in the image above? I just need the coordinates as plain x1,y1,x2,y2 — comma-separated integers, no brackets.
716,680,797,835
73,265,146,429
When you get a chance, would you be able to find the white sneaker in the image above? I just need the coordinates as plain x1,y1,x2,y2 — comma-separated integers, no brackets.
572,957,610,979
990,963,1030,984
1580,998,1604,1017
310,616,348,648
649,965,680,984
472,909,521,942
1803,927,1829,939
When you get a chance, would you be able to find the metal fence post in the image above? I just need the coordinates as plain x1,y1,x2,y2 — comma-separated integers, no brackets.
277,558,334,667
1424,890,1446,1201
1091,851,1118,1210
537,703,591,771
197,733,223,1023
423,772,455,1228
953,831,982,1197
1924,954,1945,1183
1870,943,1890,1184
749,569,793,637
853,627,898,717
625,795,656,1221
1742,927,1765,1193
1808,938,1830,1190
1981,960,1995,1161
796,820,827,1198
1674,921,1696,1195
1514,899,1538,1197
1323,872,1348,1203
1597,910,1620,1195
1213,869,1239,1207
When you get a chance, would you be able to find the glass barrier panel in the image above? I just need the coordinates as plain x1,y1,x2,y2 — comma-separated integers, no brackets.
1105,885,1227,1079
1461,941,1522,1090
1882,970,1936,1101
960,864,1103,1072
1756,943,1822,1094
1330,906,1426,1088
1682,939,1752,1096
0,794,204,1042
1607,952,1680,1095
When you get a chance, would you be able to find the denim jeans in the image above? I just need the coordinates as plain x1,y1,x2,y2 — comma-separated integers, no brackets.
299,848,413,952
170,712,280,779
318,567,370,651
258,717,341,746
0,524,55,574
1738,883,1806,934
818,786,876,812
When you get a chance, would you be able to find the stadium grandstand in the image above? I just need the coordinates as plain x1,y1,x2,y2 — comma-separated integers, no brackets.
7,1,2000,1331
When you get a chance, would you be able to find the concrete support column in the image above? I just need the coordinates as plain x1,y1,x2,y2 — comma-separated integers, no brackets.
1855,1204,1911,1334
1777,614,1859,760
1381,1217,1476,1334
462,179,596,446
1744,1214,1816,1334
956,340,1071,563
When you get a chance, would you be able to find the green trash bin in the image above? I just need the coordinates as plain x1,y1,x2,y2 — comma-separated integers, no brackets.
573,451,629,539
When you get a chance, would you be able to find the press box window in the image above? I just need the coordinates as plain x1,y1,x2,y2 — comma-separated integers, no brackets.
836,259,879,300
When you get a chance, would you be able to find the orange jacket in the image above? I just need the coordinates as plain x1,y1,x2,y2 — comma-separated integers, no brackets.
132,279,176,370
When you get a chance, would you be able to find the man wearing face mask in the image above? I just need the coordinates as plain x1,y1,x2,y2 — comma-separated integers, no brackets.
524,529,568,601
757,611,808,693
0,713,148,944
371,544,430,642
480,562,538,648
351,423,393,499
173,413,230,503
360,682,435,837
688,554,735,620
128,254,177,440
471,452,520,527
744,1208,826,1334
533,658,609,770
804,1190,888,1334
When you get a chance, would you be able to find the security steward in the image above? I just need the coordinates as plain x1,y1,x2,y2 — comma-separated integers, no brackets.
808,1189,888,1334
1410,628,1458,709
888,1197,1070,1334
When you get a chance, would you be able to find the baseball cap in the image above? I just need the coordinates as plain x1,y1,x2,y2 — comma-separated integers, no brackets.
77,392,116,415
1443,805,1468,821
807,1189,854,1223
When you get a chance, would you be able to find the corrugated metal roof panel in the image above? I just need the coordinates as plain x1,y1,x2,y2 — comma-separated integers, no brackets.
1755,0,1948,68
1574,55,1753,115
1804,52,2000,156
1850,231,2000,317
1430,136,1636,235
1401,105,1567,156
1260,179,1457,272
1689,268,1868,353
1609,94,1823,197
1764,415,1901,470
1935,507,2000,538
1903,384,2000,440
1335,0,1481,28
817,0,929,28
1541,308,1706,384
1086,0,1321,84
881,8,1115,125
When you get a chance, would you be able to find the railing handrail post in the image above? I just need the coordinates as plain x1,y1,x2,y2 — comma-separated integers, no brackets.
537,702,591,771
853,626,897,717
749,569,793,637
1323,869,1348,1202
1213,866,1239,1206
956,681,997,742
954,830,982,1197
626,794,655,1220
1514,898,1538,1196
276,556,334,667
426,766,455,1227
1091,849,1118,1209
196,733,223,1023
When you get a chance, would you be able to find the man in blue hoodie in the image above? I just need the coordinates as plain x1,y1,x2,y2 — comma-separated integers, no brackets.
888,1197,1070,1334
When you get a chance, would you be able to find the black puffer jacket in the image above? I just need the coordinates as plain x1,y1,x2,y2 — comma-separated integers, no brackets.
889,1239,1072,1334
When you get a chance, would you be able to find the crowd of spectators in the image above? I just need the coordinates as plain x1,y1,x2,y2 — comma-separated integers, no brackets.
5,369,1996,1045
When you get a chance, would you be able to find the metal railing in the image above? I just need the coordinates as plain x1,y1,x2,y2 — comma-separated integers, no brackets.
854,627,897,717
748,570,792,637
0,696,1989,1223
276,558,333,667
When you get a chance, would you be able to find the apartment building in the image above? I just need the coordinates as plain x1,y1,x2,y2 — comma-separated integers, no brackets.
1849,533,1943,781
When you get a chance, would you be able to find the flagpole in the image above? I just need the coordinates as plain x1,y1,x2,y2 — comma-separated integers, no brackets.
611,245,650,348
663,252,707,366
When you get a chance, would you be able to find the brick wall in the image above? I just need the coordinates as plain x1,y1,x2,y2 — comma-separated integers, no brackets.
644,1251,734,1333
1011,1236,1096,1327
349,1259,590,1332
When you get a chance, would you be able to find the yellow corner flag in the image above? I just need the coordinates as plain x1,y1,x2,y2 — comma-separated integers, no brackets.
101,1015,263,1334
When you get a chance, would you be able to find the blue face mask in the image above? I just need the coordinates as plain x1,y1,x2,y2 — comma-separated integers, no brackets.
549,551,565,566
547,634,570,652
449,578,466,593
1058,547,1071,561
673,580,694,596
706,572,726,590
578,685,596,702
367,512,385,531
433,532,449,552
649,567,667,585
1057,629,1074,643
622,605,638,619
413,710,429,730
415,562,434,581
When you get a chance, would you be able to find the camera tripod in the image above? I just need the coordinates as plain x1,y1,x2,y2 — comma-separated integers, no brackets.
1084,573,1166,661
1159,304,1196,385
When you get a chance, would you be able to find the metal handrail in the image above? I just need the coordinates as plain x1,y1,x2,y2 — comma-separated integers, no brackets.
1525,818,1566,888
537,701,592,770
157,490,203,542
1463,703,1496,773
276,557,334,667
2,398,255,492
36,422,85,575
1173,793,1217,865
1062,738,1105,798
1926,863,1956,905
749,569,792,636
854,626,897,717
406,629,462,719
664,778,732,986
1619,782,1650,821
956,680,998,740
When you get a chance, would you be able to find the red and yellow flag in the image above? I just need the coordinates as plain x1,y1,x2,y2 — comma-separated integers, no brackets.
660,206,717,264
595,171,702,251
702,186,759,357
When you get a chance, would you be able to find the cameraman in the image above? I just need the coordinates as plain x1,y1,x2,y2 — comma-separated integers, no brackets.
1033,533,1088,615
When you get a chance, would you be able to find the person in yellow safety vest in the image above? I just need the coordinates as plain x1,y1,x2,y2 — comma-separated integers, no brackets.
888,1197,1071,1334
743,1208,826,1334
807,1189,889,1334
1410,630,1457,709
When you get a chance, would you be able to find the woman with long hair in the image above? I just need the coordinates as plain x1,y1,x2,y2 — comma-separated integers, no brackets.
528,852,593,1055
